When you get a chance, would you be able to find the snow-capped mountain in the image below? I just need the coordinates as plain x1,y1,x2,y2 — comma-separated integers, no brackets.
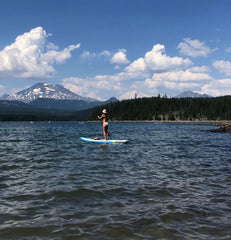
1,83,97,103
174,91,211,98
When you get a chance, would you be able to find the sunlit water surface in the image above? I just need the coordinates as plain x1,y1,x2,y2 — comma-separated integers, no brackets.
0,122,231,239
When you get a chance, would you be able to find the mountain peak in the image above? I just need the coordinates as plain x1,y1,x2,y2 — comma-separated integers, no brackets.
0,82,97,103
174,91,211,98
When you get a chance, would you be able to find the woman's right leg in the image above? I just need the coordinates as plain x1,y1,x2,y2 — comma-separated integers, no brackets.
103,126,108,140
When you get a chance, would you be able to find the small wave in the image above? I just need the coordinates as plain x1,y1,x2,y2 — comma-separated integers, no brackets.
160,210,195,223
0,164,20,171
51,188,105,201
0,226,52,239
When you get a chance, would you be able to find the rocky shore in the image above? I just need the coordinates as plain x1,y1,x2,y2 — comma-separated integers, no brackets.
210,122,231,133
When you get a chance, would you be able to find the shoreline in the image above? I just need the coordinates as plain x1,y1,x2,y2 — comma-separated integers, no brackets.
1,120,230,132
1,120,230,124
89,120,231,132
88,120,231,124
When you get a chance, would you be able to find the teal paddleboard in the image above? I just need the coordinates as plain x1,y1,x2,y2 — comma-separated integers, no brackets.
80,137,129,144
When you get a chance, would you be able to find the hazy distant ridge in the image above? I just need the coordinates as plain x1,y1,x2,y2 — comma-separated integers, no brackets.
174,91,211,98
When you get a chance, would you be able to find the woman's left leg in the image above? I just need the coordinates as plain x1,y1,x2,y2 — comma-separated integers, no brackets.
103,125,108,140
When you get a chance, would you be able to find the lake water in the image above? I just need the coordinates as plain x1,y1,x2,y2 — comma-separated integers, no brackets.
0,122,231,240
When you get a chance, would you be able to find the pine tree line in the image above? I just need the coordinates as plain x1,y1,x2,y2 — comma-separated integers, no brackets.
89,96,231,121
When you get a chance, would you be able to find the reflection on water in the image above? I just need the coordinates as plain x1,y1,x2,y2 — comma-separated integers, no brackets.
0,122,231,239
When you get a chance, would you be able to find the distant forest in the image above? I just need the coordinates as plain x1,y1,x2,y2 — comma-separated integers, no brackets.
0,108,92,122
89,96,231,121
0,96,230,121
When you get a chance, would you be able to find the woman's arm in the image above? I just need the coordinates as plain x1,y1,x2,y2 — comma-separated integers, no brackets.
98,113,105,120
97,114,103,119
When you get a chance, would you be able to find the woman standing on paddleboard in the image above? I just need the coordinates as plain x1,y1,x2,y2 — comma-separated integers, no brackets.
98,109,108,140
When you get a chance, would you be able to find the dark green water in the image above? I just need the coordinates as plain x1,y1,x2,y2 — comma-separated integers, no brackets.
0,122,230,239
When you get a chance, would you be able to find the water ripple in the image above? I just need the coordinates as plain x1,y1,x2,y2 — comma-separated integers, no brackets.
0,122,230,239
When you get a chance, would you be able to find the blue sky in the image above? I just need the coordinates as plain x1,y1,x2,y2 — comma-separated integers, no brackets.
0,0,230,100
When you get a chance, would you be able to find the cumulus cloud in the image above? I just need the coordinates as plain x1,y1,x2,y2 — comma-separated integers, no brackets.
62,76,122,100
110,49,130,68
177,38,212,57
64,43,193,98
125,44,192,75
0,26,80,79
189,66,210,73
213,60,231,76
62,68,208,100
99,50,112,57
42,44,80,64
80,51,96,59
46,42,59,50
62,43,226,99
152,69,212,82
125,57,146,74
145,78,201,90
62,65,149,100
200,78,231,96
141,68,212,96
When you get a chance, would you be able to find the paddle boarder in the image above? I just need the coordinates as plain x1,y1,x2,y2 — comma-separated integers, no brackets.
97,109,108,140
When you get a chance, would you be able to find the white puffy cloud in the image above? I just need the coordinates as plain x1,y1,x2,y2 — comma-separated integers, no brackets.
213,60,231,76
42,44,80,64
125,44,192,74
119,90,136,100
152,69,212,82
110,49,130,68
177,38,212,57
46,42,59,50
99,50,112,57
137,68,212,97
143,69,211,94
62,67,149,100
145,44,192,71
125,57,146,74
93,69,148,83
143,77,202,97
62,76,122,100
119,90,148,100
80,51,96,59
200,78,231,96
62,43,228,99
189,66,210,73
0,27,80,79
62,68,211,100
146,78,201,90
